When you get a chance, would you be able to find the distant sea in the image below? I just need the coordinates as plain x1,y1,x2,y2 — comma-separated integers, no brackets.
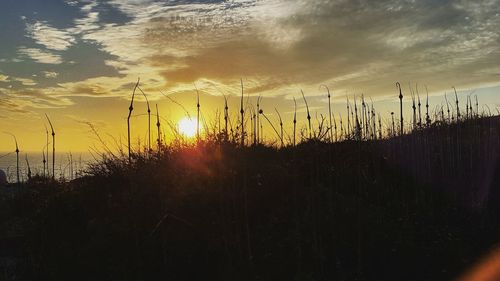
0,151,93,182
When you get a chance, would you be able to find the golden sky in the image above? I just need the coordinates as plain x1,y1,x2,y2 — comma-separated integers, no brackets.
1,0,500,152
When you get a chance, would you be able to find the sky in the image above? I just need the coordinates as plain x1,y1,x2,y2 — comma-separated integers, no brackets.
1,0,500,152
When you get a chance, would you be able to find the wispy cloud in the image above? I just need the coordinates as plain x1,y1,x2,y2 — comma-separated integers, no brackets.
42,71,59,78
17,47,63,64
136,0,500,96
25,21,76,51
6,88,73,108
65,0,79,7
69,1,100,34
11,77,37,86
0,92,31,116
4,0,500,116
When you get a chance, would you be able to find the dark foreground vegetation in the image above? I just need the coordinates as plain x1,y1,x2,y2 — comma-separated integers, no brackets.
2,116,500,281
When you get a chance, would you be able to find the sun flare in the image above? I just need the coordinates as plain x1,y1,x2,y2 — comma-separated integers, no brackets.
178,118,197,138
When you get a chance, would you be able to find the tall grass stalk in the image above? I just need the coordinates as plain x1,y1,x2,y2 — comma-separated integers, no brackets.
252,107,257,145
475,95,479,118
275,108,284,148
25,154,31,180
7,134,20,183
371,101,376,139
354,96,361,140
411,86,416,130
195,85,200,142
44,124,48,177
293,97,297,146
397,82,403,135
68,152,73,180
468,95,473,119
378,114,382,139
467,93,472,118
445,93,451,122
42,147,47,178
333,113,338,142
339,113,344,140
425,86,431,126
138,86,151,153
417,86,422,127
240,79,245,146
224,95,229,141
256,95,262,144
321,85,333,142
351,105,355,137
301,90,312,139
347,96,351,138
465,96,469,119
45,113,56,179
391,112,395,137
260,110,282,145
361,95,366,139
128,79,140,162
453,86,460,120
156,104,161,150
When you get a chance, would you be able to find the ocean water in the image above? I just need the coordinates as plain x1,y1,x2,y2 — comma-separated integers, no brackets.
0,151,93,183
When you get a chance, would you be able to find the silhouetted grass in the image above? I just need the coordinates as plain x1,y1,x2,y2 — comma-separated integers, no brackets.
1,115,500,281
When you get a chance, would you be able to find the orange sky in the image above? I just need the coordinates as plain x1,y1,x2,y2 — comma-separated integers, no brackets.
2,0,500,152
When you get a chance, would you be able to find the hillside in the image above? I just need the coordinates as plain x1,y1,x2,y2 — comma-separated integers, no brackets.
1,116,500,281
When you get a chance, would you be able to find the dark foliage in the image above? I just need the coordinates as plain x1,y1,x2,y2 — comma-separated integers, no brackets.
2,117,500,281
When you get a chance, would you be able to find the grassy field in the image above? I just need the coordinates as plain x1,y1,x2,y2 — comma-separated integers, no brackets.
1,114,500,281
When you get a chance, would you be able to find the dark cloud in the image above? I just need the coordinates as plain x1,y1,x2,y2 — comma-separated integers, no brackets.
143,0,500,96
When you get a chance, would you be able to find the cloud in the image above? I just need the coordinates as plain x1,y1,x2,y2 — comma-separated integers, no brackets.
6,88,73,108
0,86,71,118
6,0,500,113
81,0,264,72
68,1,101,34
25,21,76,51
43,71,59,78
0,97,30,115
11,77,37,86
0,74,9,82
17,47,63,64
134,0,500,97
65,1,79,7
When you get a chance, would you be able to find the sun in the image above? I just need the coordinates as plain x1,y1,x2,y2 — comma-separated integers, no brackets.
178,118,197,138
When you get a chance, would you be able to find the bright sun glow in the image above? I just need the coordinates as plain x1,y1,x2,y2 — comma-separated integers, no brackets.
178,118,197,138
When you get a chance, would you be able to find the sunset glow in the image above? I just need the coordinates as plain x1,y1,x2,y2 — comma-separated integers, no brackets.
178,118,197,138
1,0,500,153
